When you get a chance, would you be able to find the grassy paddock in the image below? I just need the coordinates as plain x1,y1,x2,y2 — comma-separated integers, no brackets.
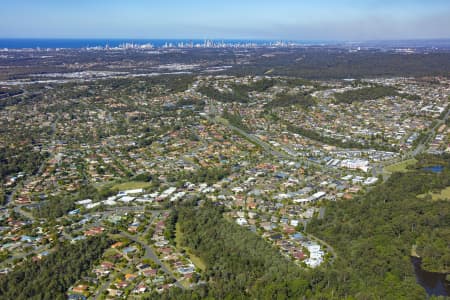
418,186,450,201
112,181,152,191
385,158,417,173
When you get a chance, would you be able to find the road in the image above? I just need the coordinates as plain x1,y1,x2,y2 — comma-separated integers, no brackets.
119,231,184,289
104,147,135,177
89,209,183,290
0,202,48,268
220,115,340,264
211,115,340,173
214,116,293,160
5,116,59,207
13,205,35,220
373,107,450,180
300,207,337,264
318,206,326,220
305,232,337,264
0,244,50,268
94,277,112,300
412,108,450,157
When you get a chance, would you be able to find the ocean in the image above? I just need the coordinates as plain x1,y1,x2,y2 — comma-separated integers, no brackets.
0,38,300,49
2,38,448,50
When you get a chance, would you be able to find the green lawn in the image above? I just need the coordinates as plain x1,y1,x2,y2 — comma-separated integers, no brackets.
418,186,450,201
111,181,152,191
103,248,118,258
385,159,417,173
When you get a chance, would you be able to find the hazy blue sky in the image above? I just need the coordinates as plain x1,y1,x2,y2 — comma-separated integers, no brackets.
1,0,449,40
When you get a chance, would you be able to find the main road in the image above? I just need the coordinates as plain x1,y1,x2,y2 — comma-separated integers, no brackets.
215,116,293,160
210,115,340,173
411,108,450,157
372,107,450,179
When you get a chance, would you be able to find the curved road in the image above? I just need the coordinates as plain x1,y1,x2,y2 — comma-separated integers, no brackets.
6,116,59,207
305,231,337,264
119,231,184,289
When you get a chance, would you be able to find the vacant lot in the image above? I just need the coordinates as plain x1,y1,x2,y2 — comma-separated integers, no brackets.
112,181,152,191
418,186,450,201
385,159,417,173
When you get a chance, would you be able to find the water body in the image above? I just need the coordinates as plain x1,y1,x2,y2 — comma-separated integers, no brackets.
1,38,450,50
0,38,336,49
422,165,444,173
411,257,449,297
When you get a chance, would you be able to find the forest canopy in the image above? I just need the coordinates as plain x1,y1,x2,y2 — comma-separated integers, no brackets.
0,236,111,300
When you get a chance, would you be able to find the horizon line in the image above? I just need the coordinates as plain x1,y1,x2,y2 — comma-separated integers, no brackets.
1,37,450,42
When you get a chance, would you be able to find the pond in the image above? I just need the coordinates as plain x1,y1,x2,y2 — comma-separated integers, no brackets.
422,165,444,173
411,256,449,297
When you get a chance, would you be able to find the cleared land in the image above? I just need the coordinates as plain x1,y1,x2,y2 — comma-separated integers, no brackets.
111,181,152,191
418,186,450,201
385,159,417,173
175,223,206,271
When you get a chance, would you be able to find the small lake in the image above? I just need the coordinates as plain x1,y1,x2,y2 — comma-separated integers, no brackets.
411,257,449,297
422,165,444,173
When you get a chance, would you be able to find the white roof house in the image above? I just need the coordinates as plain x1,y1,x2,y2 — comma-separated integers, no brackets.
76,199,92,205
122,188,144,195
236,217,248,226
119,196,136,203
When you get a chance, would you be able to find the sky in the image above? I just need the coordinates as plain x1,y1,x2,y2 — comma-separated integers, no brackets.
1,0,450,40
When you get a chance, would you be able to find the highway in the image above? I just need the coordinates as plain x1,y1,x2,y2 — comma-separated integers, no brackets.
413,108,450,156
211,115,341,173
217,117,293,160
374,107,450,179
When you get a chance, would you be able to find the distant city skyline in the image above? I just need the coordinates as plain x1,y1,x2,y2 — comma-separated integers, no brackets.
1,0,450,40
